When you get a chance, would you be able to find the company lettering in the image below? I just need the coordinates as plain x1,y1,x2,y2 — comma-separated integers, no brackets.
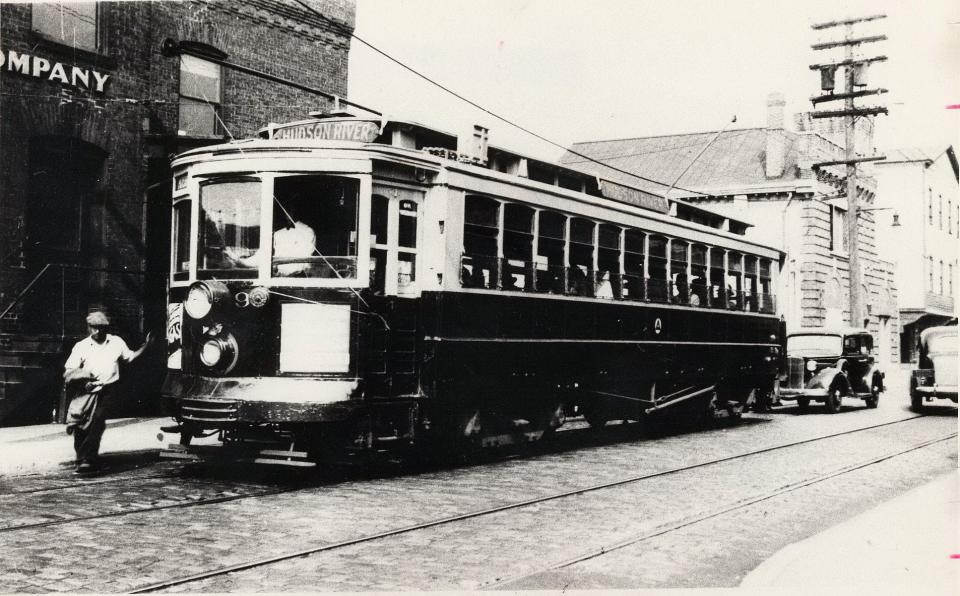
0,49,111,93
270,120,380,143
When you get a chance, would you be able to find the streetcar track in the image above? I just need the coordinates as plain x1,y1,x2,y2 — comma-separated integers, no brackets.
484,431,957,590
128,414,934,593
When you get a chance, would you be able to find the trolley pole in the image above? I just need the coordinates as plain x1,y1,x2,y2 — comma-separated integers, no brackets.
809,14,888,327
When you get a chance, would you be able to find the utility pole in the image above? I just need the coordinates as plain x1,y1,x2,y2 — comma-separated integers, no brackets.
809,14,888,328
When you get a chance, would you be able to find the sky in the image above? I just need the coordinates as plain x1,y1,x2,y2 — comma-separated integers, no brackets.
348,0,959,162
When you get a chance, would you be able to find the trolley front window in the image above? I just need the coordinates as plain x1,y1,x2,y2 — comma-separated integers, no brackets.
198,180,261,279
272,175,359,279
172,200,192,281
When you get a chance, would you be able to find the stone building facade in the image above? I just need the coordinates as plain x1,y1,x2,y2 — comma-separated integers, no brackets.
0,0,355,423
563,93,900,366
873,147,958,362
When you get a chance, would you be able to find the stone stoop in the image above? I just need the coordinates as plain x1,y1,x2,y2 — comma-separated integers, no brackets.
0,334,70,426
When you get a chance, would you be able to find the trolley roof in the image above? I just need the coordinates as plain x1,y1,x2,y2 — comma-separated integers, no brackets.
173,113,771,246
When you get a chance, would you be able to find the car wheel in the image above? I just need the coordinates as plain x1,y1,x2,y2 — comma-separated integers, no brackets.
797,397,810,412
825,383,843,414
865,385,880,409
910,377,924,412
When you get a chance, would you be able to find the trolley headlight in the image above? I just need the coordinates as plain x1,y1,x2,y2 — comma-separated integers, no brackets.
200,339,224,366
184,281,230,319
806,360,818,372
198,333,239,373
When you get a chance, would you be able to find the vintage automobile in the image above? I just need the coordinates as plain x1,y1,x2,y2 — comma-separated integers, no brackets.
776,328,884,413
910,320,958,411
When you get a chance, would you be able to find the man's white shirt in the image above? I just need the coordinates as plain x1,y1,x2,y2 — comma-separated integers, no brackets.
64,334,134,389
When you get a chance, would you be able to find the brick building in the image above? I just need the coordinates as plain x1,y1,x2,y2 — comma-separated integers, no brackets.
0,0,356,423
562,93,901,366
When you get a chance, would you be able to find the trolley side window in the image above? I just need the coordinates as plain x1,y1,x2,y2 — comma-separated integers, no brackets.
503,204,534,291
272,175,359,279
568,218,595,297
648,235,668,303
172,199,192,281
462,195,500,289
198,179,261,280
690,244,708,307
623,229,645,301
727,251,744,309
671,240,689,305
744,255,758,312
596,224,621,299
710,248,725,307
535,210,566,294
759,258,774,313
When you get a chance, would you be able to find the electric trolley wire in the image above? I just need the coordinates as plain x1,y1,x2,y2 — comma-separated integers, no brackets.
291,0,710,197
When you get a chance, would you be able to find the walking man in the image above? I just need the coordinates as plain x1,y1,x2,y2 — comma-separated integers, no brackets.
63,311,152,473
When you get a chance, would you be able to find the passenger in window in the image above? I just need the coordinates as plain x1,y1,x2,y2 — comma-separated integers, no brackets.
568,264,590,296
595,271,614,299
470,264,488,288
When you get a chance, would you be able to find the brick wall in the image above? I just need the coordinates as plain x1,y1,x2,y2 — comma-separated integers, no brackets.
1,0,355,337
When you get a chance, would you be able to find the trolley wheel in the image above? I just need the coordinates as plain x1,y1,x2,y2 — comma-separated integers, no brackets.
538,402,566,437
582,403,608,428
824,382,843,414
797,398,810,412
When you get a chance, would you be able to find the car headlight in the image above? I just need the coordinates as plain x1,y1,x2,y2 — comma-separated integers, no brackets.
806,360,818,372
184,281,229,319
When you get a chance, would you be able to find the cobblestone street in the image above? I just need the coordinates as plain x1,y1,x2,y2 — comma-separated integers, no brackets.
0,387,954,592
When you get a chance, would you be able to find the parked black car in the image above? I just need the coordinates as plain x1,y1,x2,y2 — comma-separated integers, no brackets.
776,328,884,413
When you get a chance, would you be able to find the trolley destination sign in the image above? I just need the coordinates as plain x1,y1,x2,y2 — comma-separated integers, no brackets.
266,119,381,142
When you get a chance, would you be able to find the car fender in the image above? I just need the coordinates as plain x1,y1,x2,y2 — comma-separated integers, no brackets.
807,365,847,392
865,366,885,392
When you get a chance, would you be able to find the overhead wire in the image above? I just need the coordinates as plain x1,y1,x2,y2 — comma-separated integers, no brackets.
291,0,710,197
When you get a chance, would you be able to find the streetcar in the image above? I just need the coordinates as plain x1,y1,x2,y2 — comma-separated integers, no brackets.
159,112,784,466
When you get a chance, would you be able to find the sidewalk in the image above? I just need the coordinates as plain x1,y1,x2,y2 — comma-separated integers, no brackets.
0,417,167,477
742,469,959,592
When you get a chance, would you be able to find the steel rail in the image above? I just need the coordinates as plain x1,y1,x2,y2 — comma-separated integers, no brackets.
485,431,956,589
129,414,932,593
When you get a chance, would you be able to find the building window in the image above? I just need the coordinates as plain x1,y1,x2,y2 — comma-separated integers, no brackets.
32,2,99,52
950,263,954,297
938,194,943,230
928,256,934,291
830,205,848,254
949,200,954,235
928,189,933,225
940,260,945,295
179,55,222,137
